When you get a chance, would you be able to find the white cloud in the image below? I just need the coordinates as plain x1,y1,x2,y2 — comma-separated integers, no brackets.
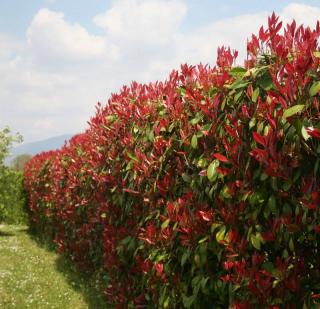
172,13,268,67
93,0,187,46
27,8,118,66
282,3,320,27
1,2,320,144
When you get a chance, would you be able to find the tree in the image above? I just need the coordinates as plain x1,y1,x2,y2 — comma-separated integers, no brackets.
0,127,26,224
0,127,22,166
11,154,32,171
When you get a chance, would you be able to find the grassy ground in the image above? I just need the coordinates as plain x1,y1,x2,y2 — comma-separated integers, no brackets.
0,224,108,309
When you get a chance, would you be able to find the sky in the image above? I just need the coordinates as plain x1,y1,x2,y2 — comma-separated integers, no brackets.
1,0,320,144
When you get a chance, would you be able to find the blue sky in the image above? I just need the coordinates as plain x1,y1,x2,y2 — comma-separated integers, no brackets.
0,0,320,143
3,0,320,37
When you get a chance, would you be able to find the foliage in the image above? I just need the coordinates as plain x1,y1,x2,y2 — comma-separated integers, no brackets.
11,153,32,171
0,127,22,165
0,169,27,224
24,15,320,308
0,128,27,224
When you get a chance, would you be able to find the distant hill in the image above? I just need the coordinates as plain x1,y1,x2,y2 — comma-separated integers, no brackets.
6,134,73,165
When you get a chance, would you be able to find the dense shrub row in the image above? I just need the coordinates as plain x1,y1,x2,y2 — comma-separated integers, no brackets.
25,15,320,308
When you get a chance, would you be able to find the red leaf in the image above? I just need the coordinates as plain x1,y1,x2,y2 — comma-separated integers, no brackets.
154,262,164,276
259,26,267,41
225,125,236,137
198,210,213,222
242,105,250,118
217,167,230,176
306,127,320,139
249,148,268,162
266,113,276,130
223,261,233,270
253,132,265,146
123,188,140,196
213,153,229,163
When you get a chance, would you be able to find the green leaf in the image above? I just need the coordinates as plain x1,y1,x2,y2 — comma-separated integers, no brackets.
146,127,154,142
257,72,274,90
191,134,198,149
249,117,256,129
106,114,118,123
201,277,209,290
192,275,202,289
263,261,274,273
201,123,212,132
229,67,247,77
211,223,221,233
268,195,277,214
120,236,132,245
250,234,261,250
127,152,138,162
198,235,209,244
181,251,190,267
178,87,186,97
182,295,195,308
234,90,243,102
190,114,202,125
161,218,170,229
252,87,260,103
282,249,289,259
207,160,219,182
289,238,295,252
163,296,170,308
313,51,320,58
309,81,320,96
182,173,191,183
282,104,305,119
220,185,232,199
244,67,258,77
257,121,264,134
229,80,250,90
282,181,292,191
216,225,226,243
301,126,310,140
197,158,207,168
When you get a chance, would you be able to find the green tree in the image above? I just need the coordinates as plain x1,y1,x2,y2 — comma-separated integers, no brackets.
0,127,27,224
0,127,22,166
11,154,32,171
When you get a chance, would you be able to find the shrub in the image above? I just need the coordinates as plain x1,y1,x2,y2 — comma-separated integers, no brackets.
24,14,320,308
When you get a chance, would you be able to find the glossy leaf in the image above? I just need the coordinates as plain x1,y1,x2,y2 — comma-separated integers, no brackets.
207,160,219,182
282,105,305,119
309,81,320,96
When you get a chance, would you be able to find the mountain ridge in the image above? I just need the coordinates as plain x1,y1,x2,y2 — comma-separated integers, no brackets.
6,134,74,165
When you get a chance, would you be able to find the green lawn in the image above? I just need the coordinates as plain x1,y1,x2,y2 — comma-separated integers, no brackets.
0,224,108,309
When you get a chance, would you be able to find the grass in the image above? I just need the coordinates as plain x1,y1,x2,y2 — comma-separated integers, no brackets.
0,224,108,309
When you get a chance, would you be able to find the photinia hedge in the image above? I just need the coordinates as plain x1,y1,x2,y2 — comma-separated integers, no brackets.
24,14,320,308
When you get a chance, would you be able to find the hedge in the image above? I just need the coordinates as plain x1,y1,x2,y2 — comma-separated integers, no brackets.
24,14,320,308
